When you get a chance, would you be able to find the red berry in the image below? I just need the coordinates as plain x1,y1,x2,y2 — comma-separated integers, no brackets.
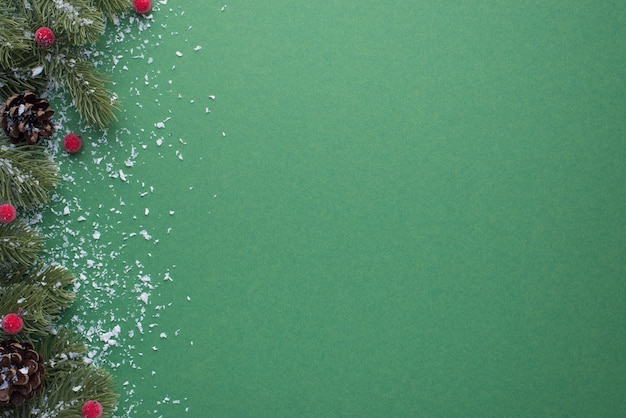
63,133,83,153
35,27,55,47
132,0,152,14
1,313,24,335
81,400,103,418
0,203,16,224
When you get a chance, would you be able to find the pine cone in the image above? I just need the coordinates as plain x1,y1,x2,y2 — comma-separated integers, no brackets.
0,91,54,145
0,340,45,407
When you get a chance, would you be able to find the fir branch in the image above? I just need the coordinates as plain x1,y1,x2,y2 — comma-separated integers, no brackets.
0,264,75,338
0,220,44,271
0,145,59,208
0,4,31,69
11,330,118,417
49,54,118,128
94,0,131,19
33,0,106,46
0,70,48,102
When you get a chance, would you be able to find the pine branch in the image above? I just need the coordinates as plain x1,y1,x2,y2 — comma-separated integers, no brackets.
49,54,119,128
11,329,118,417
95,0,132,19
0,220,44,271
32,0,106,46
0,264,76,338
0,145,59,208
0,4,31,69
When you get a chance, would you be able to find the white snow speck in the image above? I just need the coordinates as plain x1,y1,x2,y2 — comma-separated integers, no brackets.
32,66,44,77
138,292,150,304
175,51,183,57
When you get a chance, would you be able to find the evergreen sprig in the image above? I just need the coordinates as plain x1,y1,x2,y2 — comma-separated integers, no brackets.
0,263,75,338
0,4,29,68
33,0,105,46
0,220,44,271
0,145,59,209
95,0,131,18
48,51,119,128
0,0,128,128
9,329,118,417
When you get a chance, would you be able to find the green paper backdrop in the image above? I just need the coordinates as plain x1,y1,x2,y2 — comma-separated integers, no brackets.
47,1,625,416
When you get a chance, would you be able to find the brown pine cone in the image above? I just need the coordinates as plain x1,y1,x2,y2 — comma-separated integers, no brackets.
0,91,54,145
0,340,45,407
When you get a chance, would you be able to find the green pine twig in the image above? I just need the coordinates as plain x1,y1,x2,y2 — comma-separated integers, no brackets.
10,329,118,417
49,55,119,128
33,0,105,46
0,264,76,338
0,145,59,209
95,0,132,19
0,221,44,271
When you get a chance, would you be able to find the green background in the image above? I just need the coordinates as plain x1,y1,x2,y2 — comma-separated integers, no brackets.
48,1,625,416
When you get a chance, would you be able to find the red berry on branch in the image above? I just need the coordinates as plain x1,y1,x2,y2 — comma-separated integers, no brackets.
35,27,55,47
1,313,24,335
63,133,83,153
81,400,103,418
0,203,17,224
132,0,152,14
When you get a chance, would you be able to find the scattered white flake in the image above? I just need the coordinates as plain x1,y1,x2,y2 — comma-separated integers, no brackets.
159,333,167,339
119,169,128,182
72,385,82,392
155,122,166,129
77,215,86,222
186,296,191,301
144,208,149,216
156,138,163,146
152,346,158,351
17,298,25,304
32,66,44,77
194,45,202,51
93,231,101,240
138,292,150,304
63,206,71,215
169,210,175,215
140,230,152,240
175,51,183,57
209,95,216,100
221,4,227,12
222,132,226,136
99,325,121,345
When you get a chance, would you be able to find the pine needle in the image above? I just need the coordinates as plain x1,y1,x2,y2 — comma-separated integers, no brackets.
0,221,44,271
0,145,59,208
